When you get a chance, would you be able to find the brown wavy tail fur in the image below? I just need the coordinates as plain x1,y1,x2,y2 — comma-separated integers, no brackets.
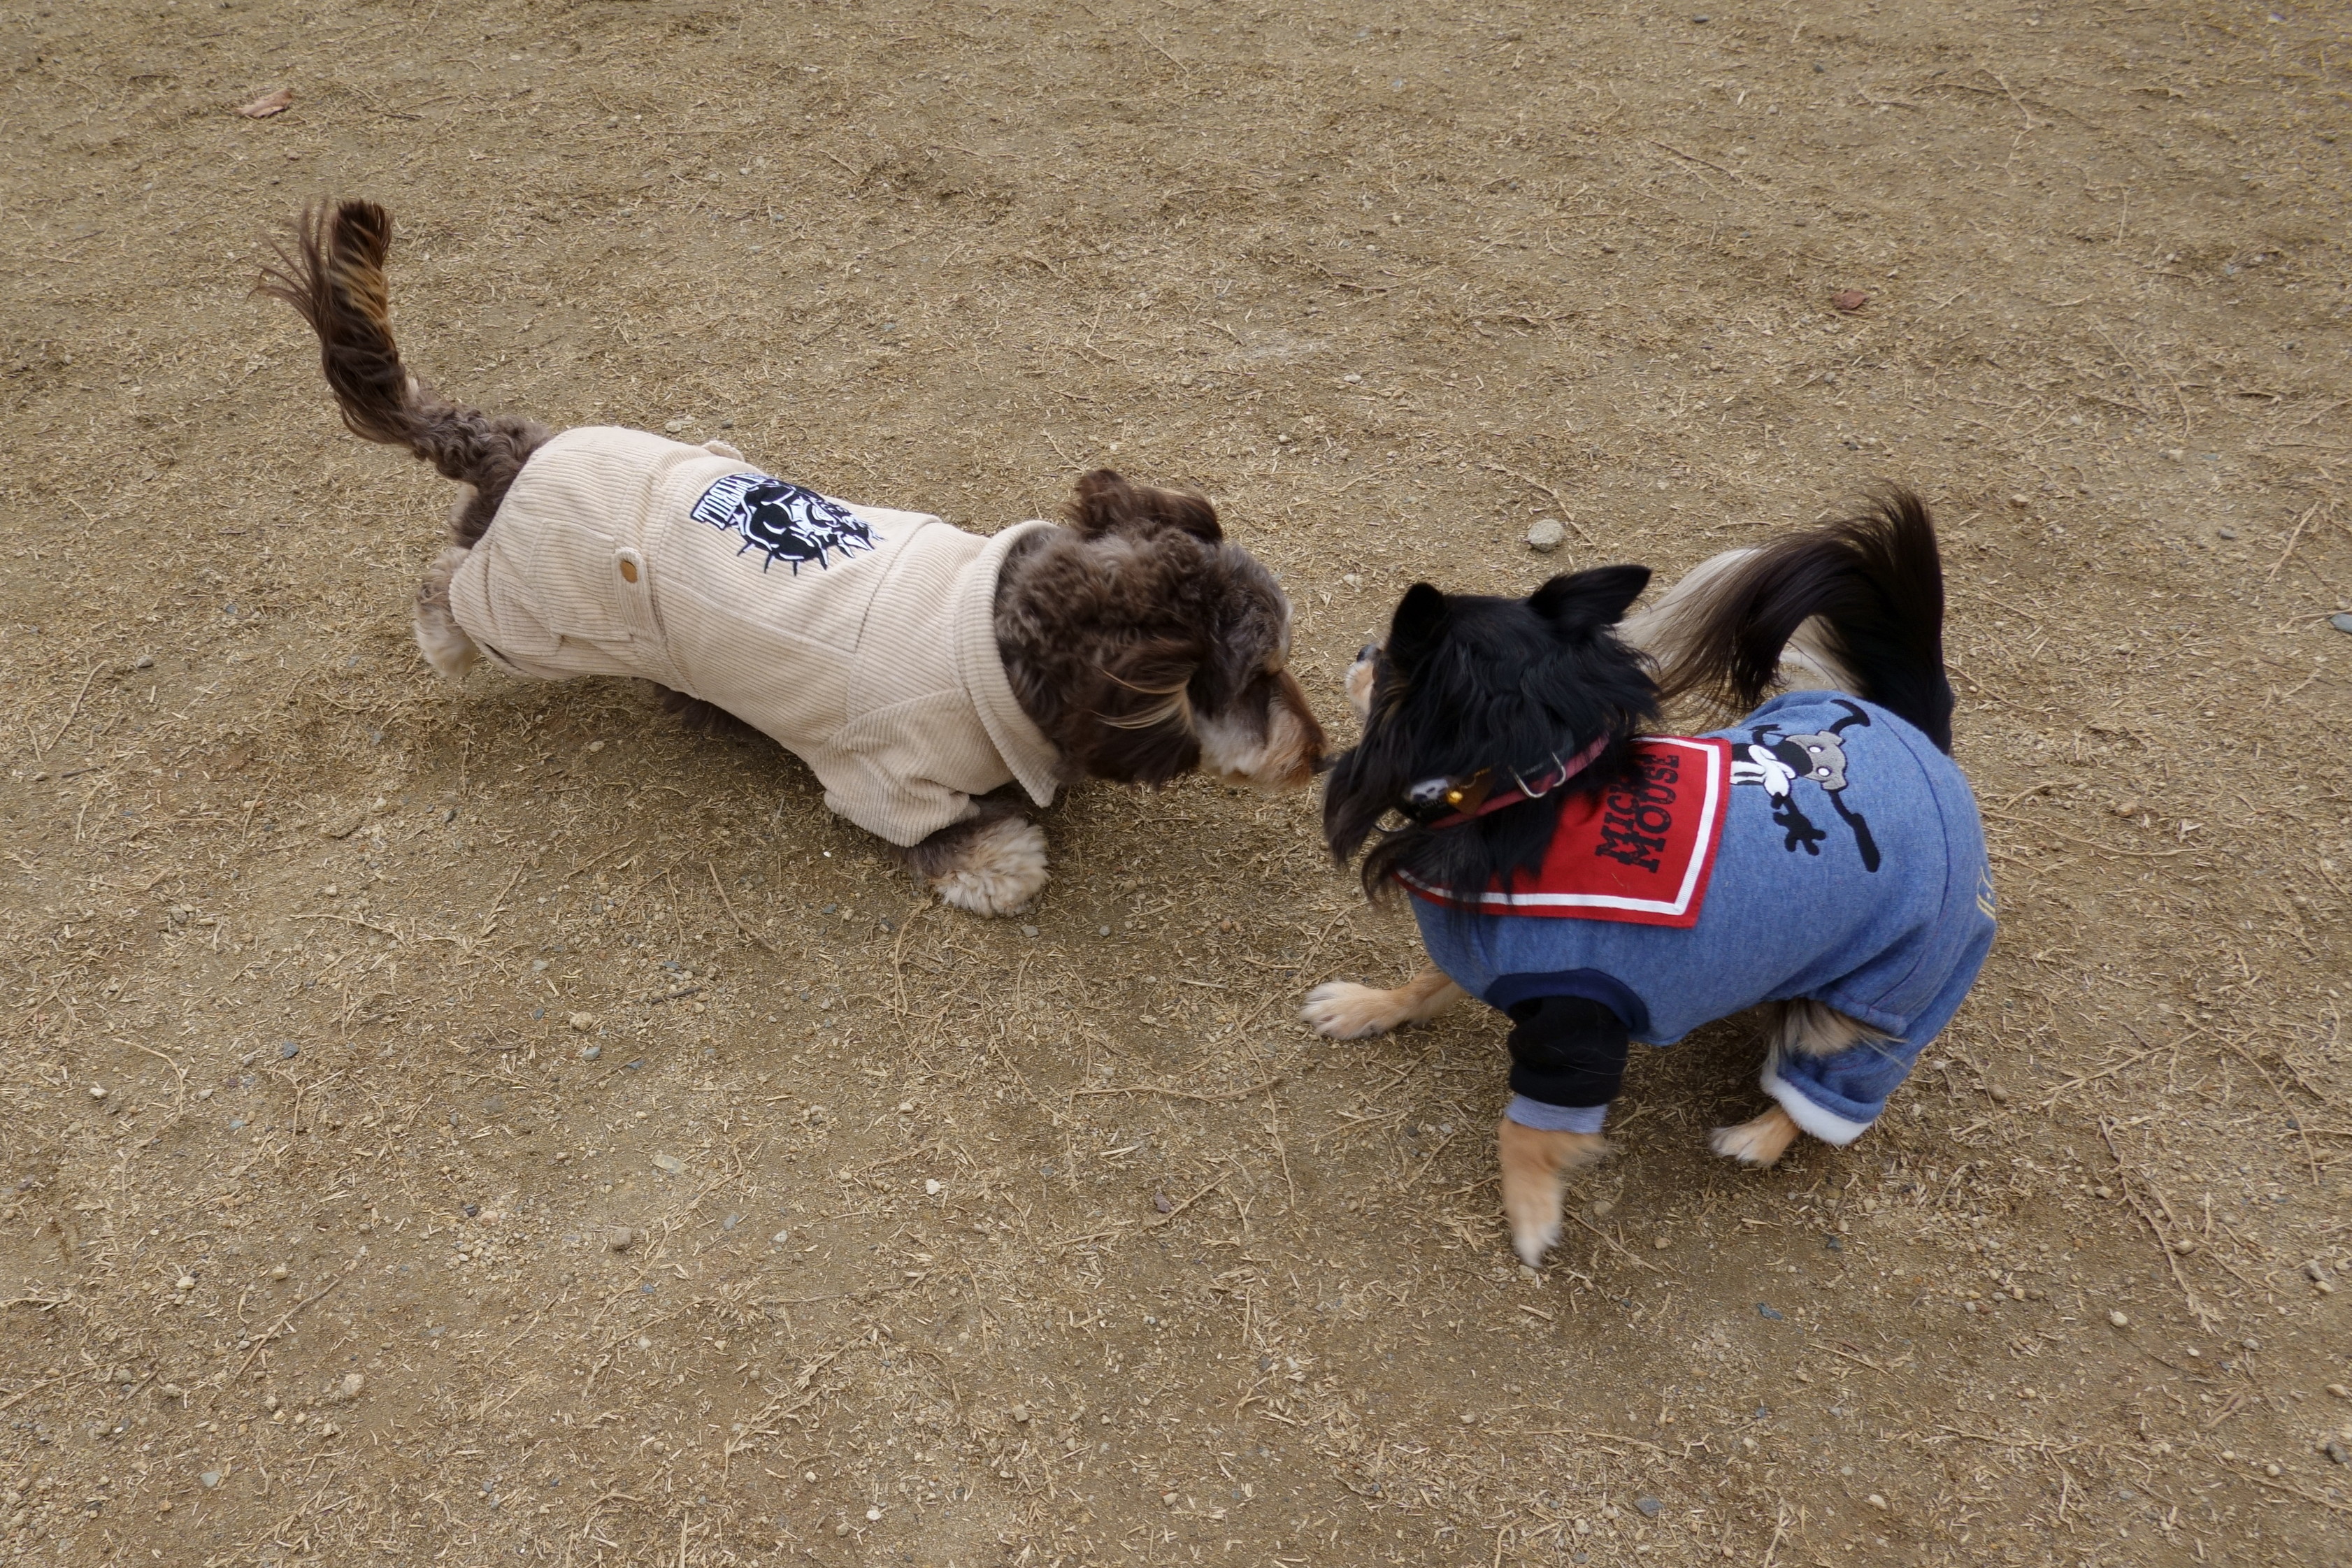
256,199,550,545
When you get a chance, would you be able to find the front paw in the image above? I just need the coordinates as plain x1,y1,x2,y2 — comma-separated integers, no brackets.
1709,1105,1802,1167
928,817,1049,917
1497,1119,1609,1265
1300,981,1408,1040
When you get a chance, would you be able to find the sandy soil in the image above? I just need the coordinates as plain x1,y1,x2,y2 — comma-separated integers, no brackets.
4,1,2349,1564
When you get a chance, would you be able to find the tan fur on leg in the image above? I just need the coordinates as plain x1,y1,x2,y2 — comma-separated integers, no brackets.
1708,1104,1802,1167
414,545,480,681
1709,1000,1885,1165
1300,968,1464,1040
1498,1117,1609,1265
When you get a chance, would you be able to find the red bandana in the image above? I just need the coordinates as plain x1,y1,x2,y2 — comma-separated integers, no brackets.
1400,736,1733,927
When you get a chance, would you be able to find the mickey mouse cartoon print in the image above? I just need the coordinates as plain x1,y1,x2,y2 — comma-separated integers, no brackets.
1731,698,1881,870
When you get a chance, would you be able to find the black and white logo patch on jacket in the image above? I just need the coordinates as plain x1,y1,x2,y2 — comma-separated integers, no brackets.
691,473,877,573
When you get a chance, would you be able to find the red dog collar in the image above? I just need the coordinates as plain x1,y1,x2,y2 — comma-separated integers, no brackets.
1405,733,1612,830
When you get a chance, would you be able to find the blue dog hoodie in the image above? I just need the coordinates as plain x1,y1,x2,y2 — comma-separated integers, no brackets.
1408,693,1995,1144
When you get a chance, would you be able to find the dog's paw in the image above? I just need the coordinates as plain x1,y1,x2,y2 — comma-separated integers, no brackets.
928,816,1049,917
1299,981,1410,1040
1497,1119,1609,1266
1709,1105,1802,1167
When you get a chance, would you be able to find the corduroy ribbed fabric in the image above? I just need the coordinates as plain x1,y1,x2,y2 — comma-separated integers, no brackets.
446,426,1061,846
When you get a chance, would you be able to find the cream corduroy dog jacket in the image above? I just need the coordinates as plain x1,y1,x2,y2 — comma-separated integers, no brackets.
447,426,1062,846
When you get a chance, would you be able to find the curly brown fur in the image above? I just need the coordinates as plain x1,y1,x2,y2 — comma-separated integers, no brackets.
256,199,550,545
994,470,1325,792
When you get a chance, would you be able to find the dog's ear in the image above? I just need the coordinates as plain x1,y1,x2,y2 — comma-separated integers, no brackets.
1067,469,1222,542
1068,633,1205,786
1385,582,1451,677
1529,565,1651,636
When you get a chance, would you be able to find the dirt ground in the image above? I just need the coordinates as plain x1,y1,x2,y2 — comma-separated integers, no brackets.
4,1,2349,1563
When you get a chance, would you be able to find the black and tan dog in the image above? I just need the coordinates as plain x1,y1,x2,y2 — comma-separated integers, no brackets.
1306,496,1995,1264
260,200,1325,914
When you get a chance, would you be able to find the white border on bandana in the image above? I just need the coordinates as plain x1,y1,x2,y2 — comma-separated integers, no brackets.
1398,735,1728,919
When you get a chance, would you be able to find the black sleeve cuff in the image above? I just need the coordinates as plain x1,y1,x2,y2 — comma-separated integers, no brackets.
1505,995,1632,1109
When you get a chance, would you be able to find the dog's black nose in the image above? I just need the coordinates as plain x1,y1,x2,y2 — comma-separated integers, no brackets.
1356,642,1379,663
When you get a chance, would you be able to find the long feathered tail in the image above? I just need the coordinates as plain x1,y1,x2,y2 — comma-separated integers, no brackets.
255,199,549,545
1647,486,1957,752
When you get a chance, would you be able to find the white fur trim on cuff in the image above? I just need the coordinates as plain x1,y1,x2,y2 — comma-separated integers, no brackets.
1760,1068,1874,1146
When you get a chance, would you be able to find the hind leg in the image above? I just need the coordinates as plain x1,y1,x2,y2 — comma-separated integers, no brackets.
1710,1000,1882,1167
1709,1104,1802,1167
415,544,480,680
1301,968,1464,1040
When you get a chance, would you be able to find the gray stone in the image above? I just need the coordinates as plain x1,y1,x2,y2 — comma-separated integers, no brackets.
1526,518,1567,554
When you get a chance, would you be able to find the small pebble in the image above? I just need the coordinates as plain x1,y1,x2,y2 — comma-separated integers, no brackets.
2331,612,2352,635
568,1012,594,1032
722,1214,740,1231
269,1263,288,1281
605,1227,636,1253
866,1506,882,1521
772,1230,791,1245
1635,1496,1663,1517
579,1045,601,1060
1526,518,1566,554
2108,1309,2130,1328
134,654,155,670
924,1179,942,1195
89,1085,108,1100
1020,924,1039,937
833,1523,850,1537
2328,1384,2351,1400
338,1373,365,1402
199,1471,221,1490
1865,1493,1888,1510
278,1042,299,1060
1011,1405,1030,1423
1098,925,1112,937
652,1153,687,1176
1757,1303,1784,1321
174,1275,195,1292
1653,1236,1670,1250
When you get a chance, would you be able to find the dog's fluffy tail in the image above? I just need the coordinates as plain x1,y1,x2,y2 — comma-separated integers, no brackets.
1651,486,1956,751
256,199,549,545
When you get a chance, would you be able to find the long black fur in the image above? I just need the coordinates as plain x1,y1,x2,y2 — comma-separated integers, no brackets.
1654,486,1955,752
1324,489,1958,902
1324,566,1659,900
